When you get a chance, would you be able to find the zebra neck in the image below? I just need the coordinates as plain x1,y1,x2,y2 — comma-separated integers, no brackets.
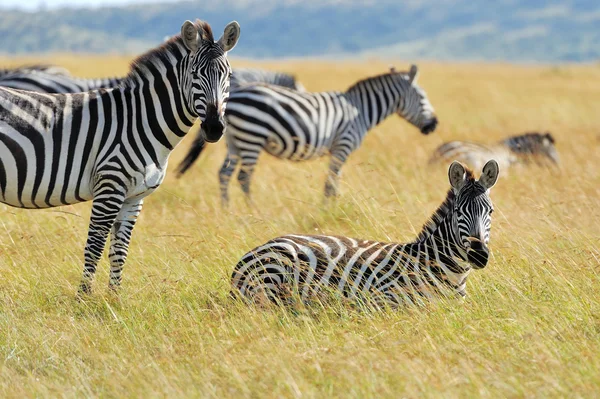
120,41,197,152
413,190,470,268
345,75,404,130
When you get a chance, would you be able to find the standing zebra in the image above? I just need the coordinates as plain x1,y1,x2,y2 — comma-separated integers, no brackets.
178,65,438,204
0,67,123,94
230,68,304,91
231,160,499,307
0,19,240,294
429,132,559,172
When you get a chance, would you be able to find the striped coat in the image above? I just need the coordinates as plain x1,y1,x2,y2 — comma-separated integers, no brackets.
0,19,240,293
232,160,499,307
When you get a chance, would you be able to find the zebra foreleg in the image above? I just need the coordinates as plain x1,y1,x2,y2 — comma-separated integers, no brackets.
108,198,144,290
219,152,240,207
324,155,346,198
79,190,126,295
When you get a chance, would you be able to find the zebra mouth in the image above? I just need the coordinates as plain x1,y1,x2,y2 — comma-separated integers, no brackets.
467,248,489,269
420,117,438,135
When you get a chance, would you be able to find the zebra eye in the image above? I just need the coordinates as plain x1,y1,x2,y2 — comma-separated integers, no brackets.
489,209,494,215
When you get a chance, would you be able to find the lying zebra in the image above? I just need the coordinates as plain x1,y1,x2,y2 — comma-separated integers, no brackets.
231,160,499,307
178,65,438,204
430,132,558,172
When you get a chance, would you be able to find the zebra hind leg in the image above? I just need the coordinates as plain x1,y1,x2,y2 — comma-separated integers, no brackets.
324,155,346,199
108,198,144,290
79,190,126,295
237,159,257,204
218,152,240,207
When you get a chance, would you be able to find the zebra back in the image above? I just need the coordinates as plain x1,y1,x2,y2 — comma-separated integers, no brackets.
231,68,303,91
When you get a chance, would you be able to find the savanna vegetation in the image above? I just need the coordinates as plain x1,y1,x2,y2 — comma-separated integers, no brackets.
0,55,599,397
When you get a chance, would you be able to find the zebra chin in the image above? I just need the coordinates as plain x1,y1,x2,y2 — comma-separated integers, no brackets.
420,117,438,135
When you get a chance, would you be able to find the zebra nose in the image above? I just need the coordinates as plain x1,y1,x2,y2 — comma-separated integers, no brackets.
420,117,438,135
466,238,489,269
202,104,225,143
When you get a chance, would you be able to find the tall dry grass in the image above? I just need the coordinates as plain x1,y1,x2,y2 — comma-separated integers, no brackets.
0,54,599,398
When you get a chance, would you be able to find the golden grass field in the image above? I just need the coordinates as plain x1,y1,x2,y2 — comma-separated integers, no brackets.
0,54,599,398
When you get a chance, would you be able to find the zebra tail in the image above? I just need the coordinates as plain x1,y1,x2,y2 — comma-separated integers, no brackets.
176,135,207,176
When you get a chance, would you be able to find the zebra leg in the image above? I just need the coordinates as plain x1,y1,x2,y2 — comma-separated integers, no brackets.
219,152,240,206
108,198,144,290
324,155,346,198
79,191,125,295
237,159,257,202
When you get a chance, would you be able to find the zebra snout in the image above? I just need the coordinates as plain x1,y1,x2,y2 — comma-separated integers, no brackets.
202,105,225,143
420,117,438,135
466,238,489,269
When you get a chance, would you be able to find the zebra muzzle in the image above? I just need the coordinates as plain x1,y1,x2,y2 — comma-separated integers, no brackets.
466,238,489,269
420,117,438,135
202,104,225,143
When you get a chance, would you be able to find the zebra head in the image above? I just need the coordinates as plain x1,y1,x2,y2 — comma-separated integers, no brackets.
391,65,438,135
448,160,499,269
505,132,560,165
181,20,240,143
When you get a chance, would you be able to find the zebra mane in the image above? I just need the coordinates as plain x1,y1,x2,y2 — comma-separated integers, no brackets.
416,169,476,242
345,69,413,94
126,20,214,82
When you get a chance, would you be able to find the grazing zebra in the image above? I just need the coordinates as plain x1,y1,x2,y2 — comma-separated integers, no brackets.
0,19,240,294
231,160,499,307
178,65,438,203
231,68,304,91
0,67,123,94
430,132,559,172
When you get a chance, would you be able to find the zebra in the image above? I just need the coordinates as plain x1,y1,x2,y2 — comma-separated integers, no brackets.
0,19,240,294
429,132,559,173
0,67,123,94
230,68,304,91
231,160,499,307
0,64,71,78
177,64,438,204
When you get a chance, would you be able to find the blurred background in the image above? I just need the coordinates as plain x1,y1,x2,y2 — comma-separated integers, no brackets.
1,0,599,62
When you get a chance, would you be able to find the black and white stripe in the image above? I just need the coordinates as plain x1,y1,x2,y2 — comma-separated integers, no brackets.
230,68,304,91
178,65,438,203
231,160,499,307
430,132,559,172
0,67,123,94
0,19,240,293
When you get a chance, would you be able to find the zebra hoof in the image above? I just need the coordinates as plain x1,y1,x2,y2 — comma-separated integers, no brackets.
77,282,92,297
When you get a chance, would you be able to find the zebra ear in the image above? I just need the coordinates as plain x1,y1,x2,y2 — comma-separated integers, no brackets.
181,20,200,52
408,65,418,84
479,160,499,189
448,161,466,190
218,21,241,52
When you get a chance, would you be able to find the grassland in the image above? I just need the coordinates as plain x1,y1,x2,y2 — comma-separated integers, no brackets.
0,55,599,398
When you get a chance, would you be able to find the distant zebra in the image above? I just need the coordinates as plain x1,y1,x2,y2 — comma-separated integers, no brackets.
231,68,304,91
0,19,240,294
0,67,123,94
0,64,70,78
430,132,559,172
231,160,499,307
178,65,438,203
